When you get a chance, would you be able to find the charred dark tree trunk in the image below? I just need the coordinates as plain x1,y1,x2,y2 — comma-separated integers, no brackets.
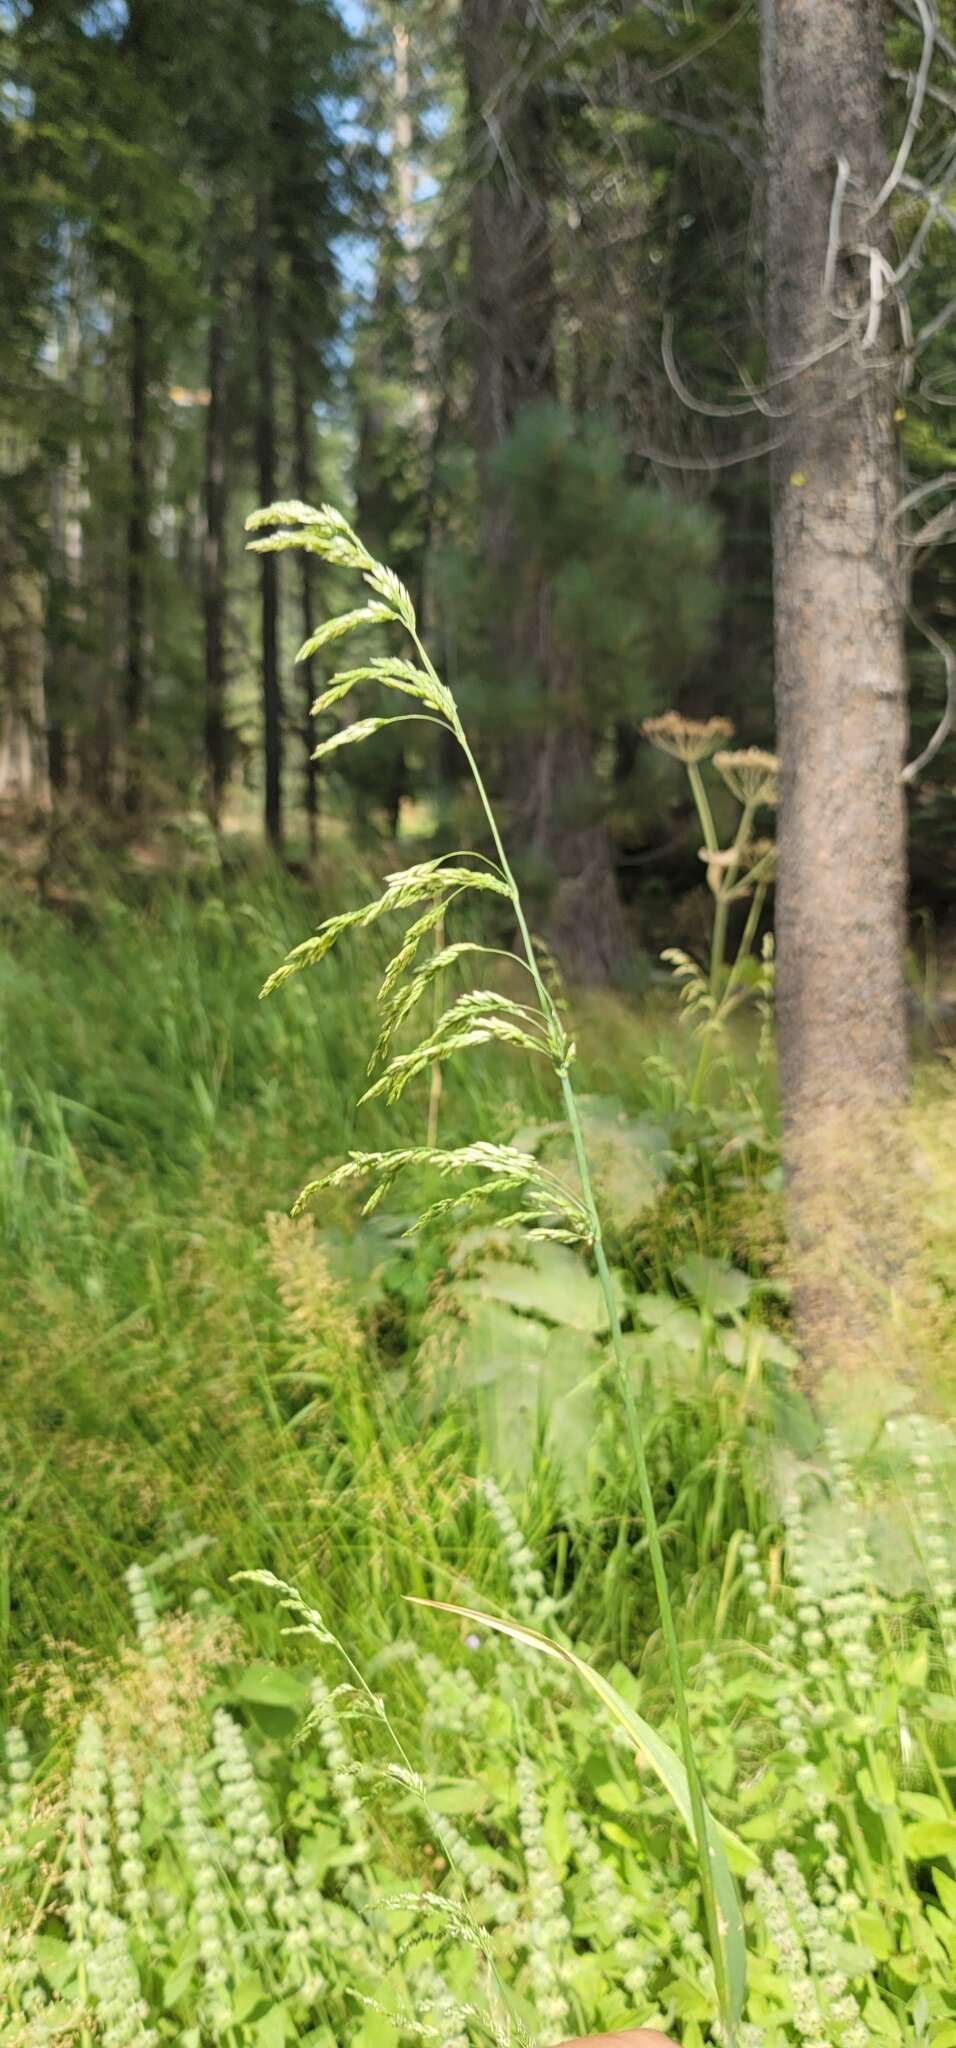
290,340,318,855
461,0,628,982
254,187,282,852
762,0,911,1388
124,295,149,814
203,275,229,826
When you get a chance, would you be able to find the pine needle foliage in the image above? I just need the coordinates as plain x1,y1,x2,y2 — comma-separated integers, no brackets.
246,499,743,2040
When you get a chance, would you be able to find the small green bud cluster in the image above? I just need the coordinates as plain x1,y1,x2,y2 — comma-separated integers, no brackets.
1,1726,46,2020
4,1724,31,1814
818,1431,878,1700
65,1714,112,1951
747,1864,828,2048
481,1479,554,1623
425,1807,517,1927
110,1752,150,1926
125,1563,162,1658
178,1764,233,2024
738,1533,799,1665
908,1414,956,1662
418,1650,489,1741
514,1756,570,2036
565,1806,655,1999
309,1674,369,1856
87,1912,158,2048
771,1849,866,2046
211,1708,330,1986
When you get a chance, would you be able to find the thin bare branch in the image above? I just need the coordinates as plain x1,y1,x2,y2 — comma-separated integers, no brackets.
823,156,852,304
864,0,936,221
902,608,956,782
892,472,956,525
661,314,758,418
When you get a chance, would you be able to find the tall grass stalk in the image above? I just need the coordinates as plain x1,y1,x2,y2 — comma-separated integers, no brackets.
246,499,739,2040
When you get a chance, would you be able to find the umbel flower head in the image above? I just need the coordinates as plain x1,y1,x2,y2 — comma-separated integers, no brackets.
713,747,779,807
697,838,777,898
641,712,734,763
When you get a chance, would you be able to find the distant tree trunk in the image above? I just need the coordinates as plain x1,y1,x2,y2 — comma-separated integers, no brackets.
761,0,911,1386
124,294,149,814
45,286,84,797
290,339,318,856
461,0,555,493
203,277,229,827
460,0,628,982
254,186,283,852
0,544,49,813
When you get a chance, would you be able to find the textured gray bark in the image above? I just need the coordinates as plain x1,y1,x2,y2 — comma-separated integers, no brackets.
762,0,911,1379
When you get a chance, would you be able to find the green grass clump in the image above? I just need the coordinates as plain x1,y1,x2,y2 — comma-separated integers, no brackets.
4,804,956,2043
4,1438,956,2046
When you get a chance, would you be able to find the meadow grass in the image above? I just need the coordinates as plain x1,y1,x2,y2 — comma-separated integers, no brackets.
4,858,956,2046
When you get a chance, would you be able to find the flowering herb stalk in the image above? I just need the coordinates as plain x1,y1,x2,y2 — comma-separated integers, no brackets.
246,499,744,2042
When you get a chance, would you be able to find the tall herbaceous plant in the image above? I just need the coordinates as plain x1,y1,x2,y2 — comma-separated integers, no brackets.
246,499,746,2043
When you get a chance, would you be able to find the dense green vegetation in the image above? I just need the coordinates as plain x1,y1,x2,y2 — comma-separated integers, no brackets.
5,0,956,2042
3,860,956,2046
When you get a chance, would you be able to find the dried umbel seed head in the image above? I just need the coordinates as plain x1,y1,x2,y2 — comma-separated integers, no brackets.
697,838,778,895
713,747,780,807
698,844,746,897
641,712,734,763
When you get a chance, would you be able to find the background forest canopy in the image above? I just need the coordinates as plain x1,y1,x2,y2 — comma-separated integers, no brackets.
3,0,955,985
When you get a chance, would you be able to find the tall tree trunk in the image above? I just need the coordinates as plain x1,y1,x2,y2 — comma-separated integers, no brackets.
461,0,556,478
124,294,149,814
461,0,628,982
203,275,229,827
290,338,318,856
254,186,282,852
762,0,911,1387
45,285,84,797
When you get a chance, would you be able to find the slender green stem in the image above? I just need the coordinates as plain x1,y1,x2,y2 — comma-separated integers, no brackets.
688,761,719,854
444,714,734,2042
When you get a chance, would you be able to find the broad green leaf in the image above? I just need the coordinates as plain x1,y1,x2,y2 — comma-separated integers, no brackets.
234,1662,311,1713
256,2004,296,2047
676,1252,753,1315
458,1240,615,1334
231,1973,269,2024
513,1094,666,1233
407,1598,751,2025
905,1819,956,1861
426,1779,488,1816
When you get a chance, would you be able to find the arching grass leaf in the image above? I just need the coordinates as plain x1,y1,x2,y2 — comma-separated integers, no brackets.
407,1599,750,2028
